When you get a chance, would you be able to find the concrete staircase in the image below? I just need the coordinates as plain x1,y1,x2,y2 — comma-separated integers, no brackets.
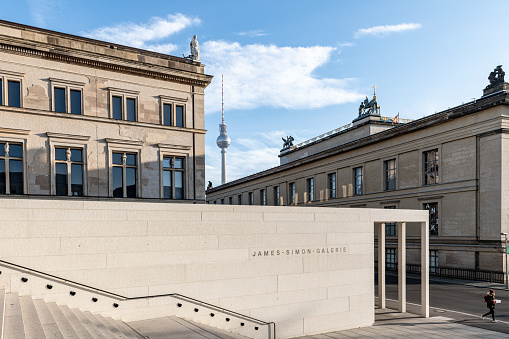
0,289,144,339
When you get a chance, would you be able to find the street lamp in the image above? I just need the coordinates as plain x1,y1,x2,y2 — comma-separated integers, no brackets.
502,232,508,289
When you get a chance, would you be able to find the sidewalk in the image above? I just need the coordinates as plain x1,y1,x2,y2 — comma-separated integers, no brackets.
291,308,509,338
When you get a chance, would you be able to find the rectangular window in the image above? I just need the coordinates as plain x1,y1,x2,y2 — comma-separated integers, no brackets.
307,178,314,202
260,189,266,206
112,96,122,120
249,192,253,205
289,182,296,204
112,152,137,198
163,156,185,199
163,103,172,126
423,149,439,185
54,147,83,196
54,87,66,113
70,90,82,115
238,194,242,205
386,248,397,270
221,198,224,205
384,206,397,236
7,80,21,108
430,250,438,274
424,202,439,236
384,159,396,191
274,186,280,206
328,173,336,198
176,105,184,127
229,197,233,205
354,167,363,195
126,98,136,122
0,142,23,195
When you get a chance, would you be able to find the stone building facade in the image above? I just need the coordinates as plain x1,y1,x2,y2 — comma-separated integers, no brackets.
207,71,509,272
0,20,212,201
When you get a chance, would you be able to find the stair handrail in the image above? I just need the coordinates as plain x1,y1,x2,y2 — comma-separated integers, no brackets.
0,258,276,338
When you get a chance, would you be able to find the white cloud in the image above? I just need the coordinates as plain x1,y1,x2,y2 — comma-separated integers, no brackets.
237,30,269,37
82,14,200,53
354,23,422,38
27,0,66,27
206,130,312,186
203,41,364,113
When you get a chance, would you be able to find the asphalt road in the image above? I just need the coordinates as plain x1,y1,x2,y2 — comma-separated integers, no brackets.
375,273,509,334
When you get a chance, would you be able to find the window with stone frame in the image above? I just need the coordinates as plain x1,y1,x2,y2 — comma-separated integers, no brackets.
423,149,439,185
384,159,396,191
260,189,266,206
50,78,84,115
307,177,314,202
54,147,83,196
160,96,187,127
162,156,185,200
248,192,254,205
273,186,280,206
353,167,363,195
112,152,137,198
221,198,224,205
229,196,233,205
289,182,296,204
386,248,397,270
109,88,138,122
0,142,23,194
0,71,23,108
328,173,336,198
384,205,397,236
238,194,242,205
424,202,439,236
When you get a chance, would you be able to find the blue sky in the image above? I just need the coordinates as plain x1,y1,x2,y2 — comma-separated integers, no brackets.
3,1,509,185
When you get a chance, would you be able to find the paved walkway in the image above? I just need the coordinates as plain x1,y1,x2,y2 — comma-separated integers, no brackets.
291,308,509,338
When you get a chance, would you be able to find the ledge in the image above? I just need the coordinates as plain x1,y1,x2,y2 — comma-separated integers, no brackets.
49,77,87,87
46,132,90,141
157,143,192,150
0,127,31,135
417,195,444,200
107,87,140,95
159,95,188,102
105,138,144,146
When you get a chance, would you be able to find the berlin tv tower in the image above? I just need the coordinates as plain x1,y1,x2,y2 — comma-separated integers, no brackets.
216,75,231,185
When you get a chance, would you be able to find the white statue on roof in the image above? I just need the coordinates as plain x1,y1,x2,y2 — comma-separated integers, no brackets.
190,35,200,62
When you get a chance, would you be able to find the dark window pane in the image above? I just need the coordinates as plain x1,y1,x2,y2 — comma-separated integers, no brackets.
54,87,66,113
125,153,136,166
126,98,136,122
0,143,4,157
112,166,123,197
175,171,183,199
0,159,5,194
163,170,171,199
8,81,21,108
9,159,23,194
163,157,171,168
163,103,171,126
71,164,83,196
55,163,67,196
174,158,183,169
112,152,123,165
0,79,2,105
112,96,122,120
176,106,184,127
55,148,67,161
70,149,82,162
9,144,22,158
70,90,82,115
126,167,136,198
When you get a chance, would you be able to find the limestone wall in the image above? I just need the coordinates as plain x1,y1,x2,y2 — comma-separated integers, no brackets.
0,197,427,337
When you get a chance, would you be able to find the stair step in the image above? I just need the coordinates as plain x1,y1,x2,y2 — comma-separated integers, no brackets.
46,302,80,339
82,312,117,338
20,296,46,339
105,317,144,339
59,305,94,339
29,296,64,339
94,314,128,338
71,308,107,339
0,289,5,338
3,293,26,339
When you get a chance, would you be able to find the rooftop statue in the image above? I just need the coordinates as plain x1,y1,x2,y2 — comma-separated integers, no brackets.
488,65,505,85
282,136,294,150
358,87,380,117
190,35,200,62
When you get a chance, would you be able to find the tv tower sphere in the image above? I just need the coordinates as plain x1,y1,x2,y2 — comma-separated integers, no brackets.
216,124,231,149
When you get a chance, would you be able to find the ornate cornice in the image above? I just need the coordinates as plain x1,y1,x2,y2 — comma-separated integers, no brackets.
0,42,212,88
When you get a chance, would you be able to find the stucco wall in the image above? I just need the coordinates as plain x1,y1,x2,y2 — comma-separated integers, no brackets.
0,198,427,337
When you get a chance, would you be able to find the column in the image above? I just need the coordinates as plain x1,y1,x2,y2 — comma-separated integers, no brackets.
397,222,406,313
378,223,385,309
421,221,429,318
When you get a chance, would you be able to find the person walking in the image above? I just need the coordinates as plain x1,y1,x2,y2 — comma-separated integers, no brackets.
482,289,496,322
